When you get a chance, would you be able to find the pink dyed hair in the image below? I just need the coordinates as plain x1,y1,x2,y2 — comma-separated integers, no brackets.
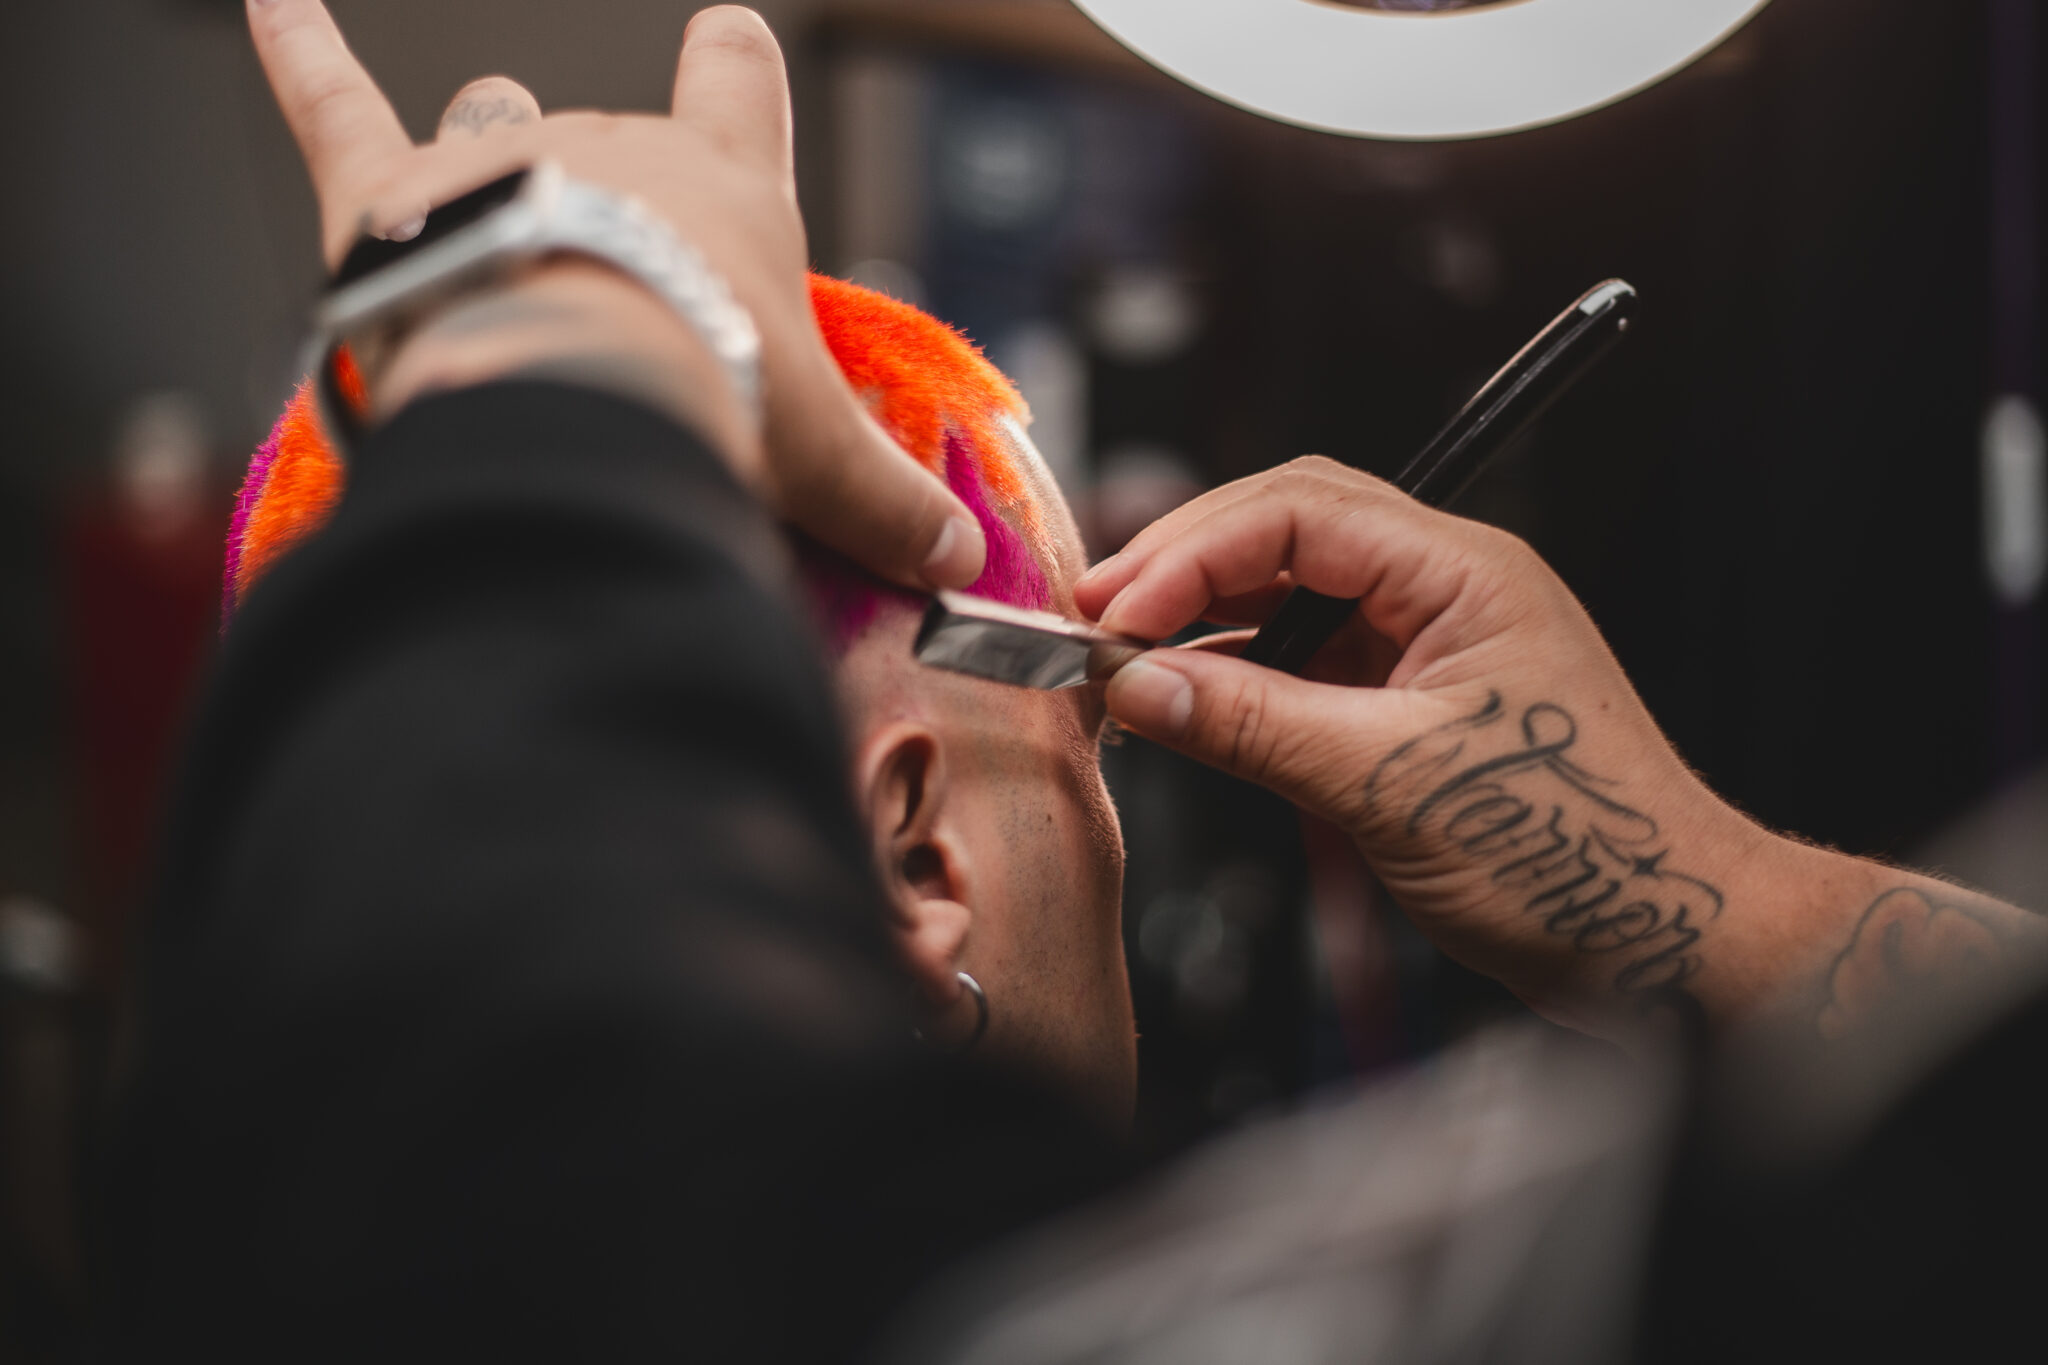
794,278,1056,650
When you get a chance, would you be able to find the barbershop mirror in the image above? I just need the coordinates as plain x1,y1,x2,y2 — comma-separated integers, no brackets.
1072,0,1772,139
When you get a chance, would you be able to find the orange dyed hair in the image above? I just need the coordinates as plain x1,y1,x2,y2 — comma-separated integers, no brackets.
807,276,1039,532
224,274,1054,634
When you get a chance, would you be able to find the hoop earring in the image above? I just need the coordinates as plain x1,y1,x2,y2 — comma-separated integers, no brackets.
914,970,990,1054
954,970,989,1051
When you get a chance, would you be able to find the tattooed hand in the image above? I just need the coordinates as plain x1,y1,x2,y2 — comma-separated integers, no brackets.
1080,459,2047,1042
1072,458,1761,1036
1360,692,1722,1023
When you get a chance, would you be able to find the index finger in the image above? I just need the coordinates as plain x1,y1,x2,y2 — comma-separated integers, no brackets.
1075,477,1265,619
1092,466,1465,648
247,0,413,227
762,317,988,589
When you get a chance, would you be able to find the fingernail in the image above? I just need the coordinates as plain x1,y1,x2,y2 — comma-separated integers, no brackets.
1097,584,1133,633
1107,657,1193,741
922,515,986,588
1079,552,1120,586
386,215,426,242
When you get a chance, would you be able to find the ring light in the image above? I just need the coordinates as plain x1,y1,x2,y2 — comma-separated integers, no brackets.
1071,0,1771,140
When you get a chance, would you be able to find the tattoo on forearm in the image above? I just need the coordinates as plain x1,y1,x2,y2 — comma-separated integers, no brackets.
1816,886,2044,1040
1365,691,1722,1013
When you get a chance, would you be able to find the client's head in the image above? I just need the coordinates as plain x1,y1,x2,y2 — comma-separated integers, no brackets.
225,276,1135,1123
803,279,1132,1121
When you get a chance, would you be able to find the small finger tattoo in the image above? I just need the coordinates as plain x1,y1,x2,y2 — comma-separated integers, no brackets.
440,95,536,137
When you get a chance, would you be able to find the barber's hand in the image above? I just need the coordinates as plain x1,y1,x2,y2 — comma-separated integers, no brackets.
1077,458,1788,1038
246,0,986,589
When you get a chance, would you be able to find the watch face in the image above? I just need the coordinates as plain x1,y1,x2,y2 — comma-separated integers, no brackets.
330,167,532,288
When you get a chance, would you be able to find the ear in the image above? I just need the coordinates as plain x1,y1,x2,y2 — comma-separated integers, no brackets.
854,721,975,1008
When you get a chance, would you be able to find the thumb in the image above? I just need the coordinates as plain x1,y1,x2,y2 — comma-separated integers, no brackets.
1105,649,1436,819
763,325,988,589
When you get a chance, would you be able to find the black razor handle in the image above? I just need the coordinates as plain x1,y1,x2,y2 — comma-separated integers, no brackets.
1239,279,1637,675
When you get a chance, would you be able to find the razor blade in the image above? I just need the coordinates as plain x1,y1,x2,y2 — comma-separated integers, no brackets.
914,591,1151,690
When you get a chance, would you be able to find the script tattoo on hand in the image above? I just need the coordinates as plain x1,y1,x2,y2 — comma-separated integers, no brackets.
1365,692,1722,1015
1816,886,2045,1040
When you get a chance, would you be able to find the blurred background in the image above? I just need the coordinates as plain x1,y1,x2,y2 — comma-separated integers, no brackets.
0,0,2042,1356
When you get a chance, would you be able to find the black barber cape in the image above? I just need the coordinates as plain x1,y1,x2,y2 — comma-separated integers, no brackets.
98,384,1120,1362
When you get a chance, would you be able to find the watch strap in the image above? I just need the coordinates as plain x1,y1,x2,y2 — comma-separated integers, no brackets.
306,161,761,454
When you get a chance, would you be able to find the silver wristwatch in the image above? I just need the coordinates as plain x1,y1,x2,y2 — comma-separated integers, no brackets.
305,159,762,448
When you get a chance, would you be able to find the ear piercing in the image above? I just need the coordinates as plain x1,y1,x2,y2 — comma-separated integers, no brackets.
914,970,989,1053
953,970,989,1051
